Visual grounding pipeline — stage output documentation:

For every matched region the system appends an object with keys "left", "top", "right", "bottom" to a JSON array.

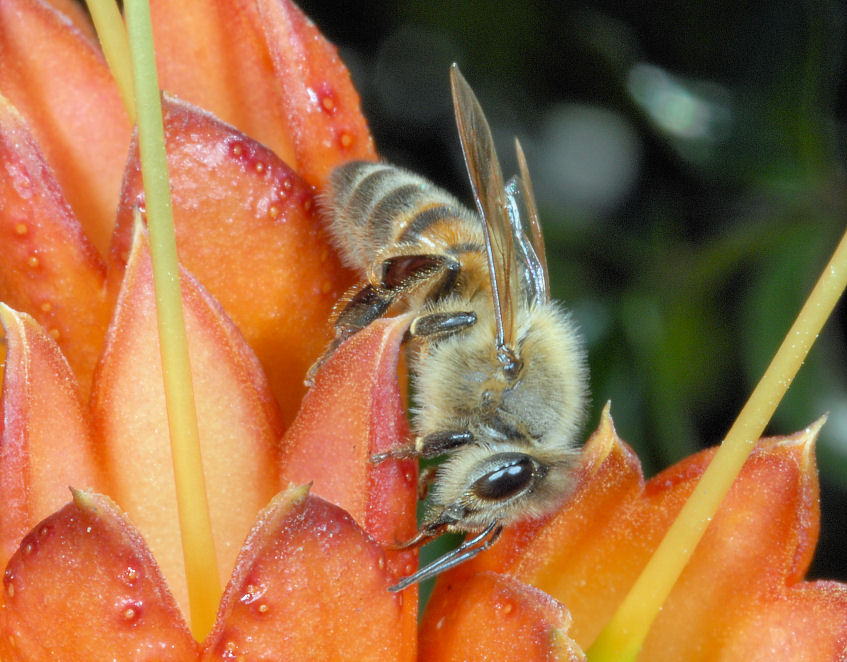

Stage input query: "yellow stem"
[
  {"left": 84, "top": 0, "right": 136, "bottom": 123},
  {"left": 588, "top": 226, "right": 847, "bottom": 661},
  {"left": 124, "top": 0, "right": 220, "bottom": 640}
]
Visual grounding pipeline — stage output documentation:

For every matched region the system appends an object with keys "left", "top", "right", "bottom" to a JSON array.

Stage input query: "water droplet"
[
  {"left": 338, "top": 131, "right": 353, "bottom": 149},
  {"left": 321, "top": 95, "right": 336, "bottom": 113},
  {"left": 255, "top": 161, "right": 266, "bottom": 174},
  {"left": 23, "top": 543, "right": 33, "bottom": 555},
  {"left": 436, "top": 616, "right": 446, "bottom": 630},
  {"left": 48, "top": 328, "right": 60, "bottom": 341},
  {"left": 268, "top": 205, "right": 280, "bottom": 220},
  {"left": 26, "top": 255, "right": 39, "bottom": 269},
  {"left": 496, "top": 599, "right": 514, "bottom": 616},
  {"left": 14, "top": 223, "right": 28, "bottom": 236},
  {"left": 120, "top": 566, "right": 139, "bottom": 586},
  {"left": 303, "top": 199, "right": 313, "bottom": 212},
  {"left": 231, "top": 142, "right": 245, "bottom": 158},
  {"left": 117, "top": 599, "right": 143, "bottom": 625},
  {"left": 39, "top": 301, "right": 53, "bottom": 313},
  {"left": 377, "top": 557, "right": 385, "bottom": 570}
]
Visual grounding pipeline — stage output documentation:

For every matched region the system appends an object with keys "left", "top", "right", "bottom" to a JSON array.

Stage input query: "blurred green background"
[{"left": 301, "top": 0, "right": 847, "bottom": 582}]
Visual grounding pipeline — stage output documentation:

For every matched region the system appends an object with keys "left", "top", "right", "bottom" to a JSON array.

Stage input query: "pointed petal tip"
[{"left": 2, "top": 491, "right": 197, "bottom": 659}]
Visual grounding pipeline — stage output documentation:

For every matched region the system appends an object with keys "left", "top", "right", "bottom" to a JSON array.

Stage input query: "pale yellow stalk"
[
  {"left": 123, "top": 0, "right": 221, "bottom": 640},
  {"left": 85, "top": 0, "right": 135, "bottom": 123}
]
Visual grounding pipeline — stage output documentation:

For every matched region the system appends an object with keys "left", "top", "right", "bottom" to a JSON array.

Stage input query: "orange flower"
[{"left": 0, "top": 1, "right": 845, "bottom": 660}]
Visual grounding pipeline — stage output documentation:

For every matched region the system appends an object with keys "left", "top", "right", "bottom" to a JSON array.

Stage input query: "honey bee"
[{"left": 316, "top": 65, "right": 588, "bottom": 591}]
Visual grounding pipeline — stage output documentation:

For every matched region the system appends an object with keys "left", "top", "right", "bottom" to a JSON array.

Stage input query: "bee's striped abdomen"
[{"left": 323, "top": 161, "right": 483, "bottom": 275}]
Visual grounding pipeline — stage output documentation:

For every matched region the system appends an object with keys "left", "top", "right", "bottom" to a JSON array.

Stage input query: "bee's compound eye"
[{"left": 471, "top": 456, "right": 535, "bottom": 501}]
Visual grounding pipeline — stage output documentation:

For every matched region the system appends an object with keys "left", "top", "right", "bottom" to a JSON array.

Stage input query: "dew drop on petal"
[
  {"left": 4, "top": 569, "right": 15, "bottom": 598},
  {"left": 14, "top": 223, "right": 28, "bottom": 236},
  {"left": 48, "top": 328, "right": 60, "bottom": 341},
  {"left": 495, "top": 598, "right": 514, "bottom": 616},
  {"left": 116, "top": 599, "right": 143, "bottom": 626},
  {"left": 338, "top": 131, "right": 353, "bottom": 149},
  {"left": 321, "top": 94, "right": 336, "bottom": 114},
  {"left": 26, "top": 255, "right": 39, "bottom": 269},
  {"left": 119, "top": 565, "right": 139, "bottom": 586},
  {"left": 268, "top": 205, "right": 280, "bottom": 220},
  {"left": 39, "top": 301, "right": 53, "bottom": 313}
]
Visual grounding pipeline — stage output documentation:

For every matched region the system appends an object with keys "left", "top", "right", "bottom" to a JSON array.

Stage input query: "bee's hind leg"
[{"left": 305, "top": 282, "right": 394, "bottom": 385}]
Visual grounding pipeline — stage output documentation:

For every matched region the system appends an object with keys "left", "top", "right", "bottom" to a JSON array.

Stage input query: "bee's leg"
[
  {"left": 305, "top": 283, "right": 394, "bottom": 384},
  {"left": 406, "top": 311, "right": 477, "bottom": 340},
  {"left": 388, "top": 522, "right": 504, "bottom": 591},
  {"left": 332, "top": 283, "right": 394, "bottom": 341},
  {"left": 379, "top": 254, "right": 459, "bottom": 296},
  {"left": 417, "top": 465, "right": 438, "bottom": 500},
  {"left": 371, "top": 430, "right": 474, "bottom": 464}
]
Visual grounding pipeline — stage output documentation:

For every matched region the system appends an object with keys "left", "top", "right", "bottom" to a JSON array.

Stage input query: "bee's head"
[{"left": 425, "top": 445, "right": 576, "bottom": 533}]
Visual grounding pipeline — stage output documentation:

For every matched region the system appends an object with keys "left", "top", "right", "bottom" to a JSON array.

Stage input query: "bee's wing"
[
  {"left": 450, "top": 64, "right": 518, "bottom": 351},
  {"left": 503, "top": 140, "right": 550, "bottom": 305},
  {"left": 514, "top": 139, "right": 550, "bottom": 303}
]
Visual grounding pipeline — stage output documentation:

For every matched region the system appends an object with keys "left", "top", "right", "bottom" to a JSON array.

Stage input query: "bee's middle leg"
[
  {"left": 371, "top": 430, "right": 474, "bottom": 464},
  {"left": 406, "top": 310, "right": 477, "bottom": 340}
]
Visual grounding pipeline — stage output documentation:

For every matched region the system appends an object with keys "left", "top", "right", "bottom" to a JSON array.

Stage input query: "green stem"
[{"left": 124, "top": 0, "right": 221, "bottom": 640}]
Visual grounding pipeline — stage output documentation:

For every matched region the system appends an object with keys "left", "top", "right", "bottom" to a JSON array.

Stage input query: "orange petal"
[
  {"left": 201, "top": 486, "right": 414, "bottom": 662},
  {"left": 723, "top": 581, "right": 847, "bottom": 660},
  {"left": 635, "top": 428, "right": 824, "bottom": 660},
  {"left": 279, "top": 316, "right": 418, "bottom": 579},
  {"left": 91, "top": 224, "right": 284, "bottom": 617},
  {"left": 149, "top": 0, "right": 296, "bottom": 167},
  {"left": 254, "top": 0, "right": 377, "bottom": 183},
  {"left": 419, "top": 572, "right": 584, "bottom": 661},
  {"left": 423, "top": 407, "right": 644, "bottom": 647},
  {"left": 0, "top": 306, "right": 104, "bottom": 568},
  {"left": 0, "top": 490, "right": 198, "bottom": 661},
  {"left": 520, "top": 422, "right": 827, "bottom": 656},
  {"left": 41, "top": 0, "right": 97, "bottom": 40},
  {"left": 149, "top": 0, "right": 376, "bottom": 185},
  {"left": 0, "top": 0, "right": 131, "bottom": 255},
  {"left": 0, "top": 97, "right": 110, "bottom": 397},
  {"left": 111, "top": 96, "right": 355, "bottom": 428}
]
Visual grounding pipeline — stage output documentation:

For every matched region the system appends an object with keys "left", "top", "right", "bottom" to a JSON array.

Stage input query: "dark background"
[{"left": 300, "top": 0, "right": 847, "bottom": 583}]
